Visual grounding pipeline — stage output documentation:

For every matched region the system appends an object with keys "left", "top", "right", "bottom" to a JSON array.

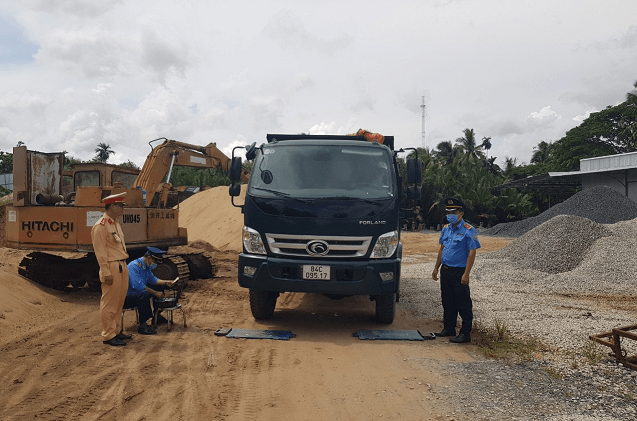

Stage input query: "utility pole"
[{"left": 420, "top": 96, "right": 426, "bottom": 149}]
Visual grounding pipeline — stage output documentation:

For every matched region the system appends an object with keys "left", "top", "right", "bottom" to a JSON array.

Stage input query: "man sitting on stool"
[{"left": 125, "top": 246, "right": 178, "bottom": 335}]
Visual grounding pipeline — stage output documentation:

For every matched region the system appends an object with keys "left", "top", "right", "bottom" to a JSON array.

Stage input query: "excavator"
[{"left": 5, "top": 137, "right": 249, "bottom": 290}]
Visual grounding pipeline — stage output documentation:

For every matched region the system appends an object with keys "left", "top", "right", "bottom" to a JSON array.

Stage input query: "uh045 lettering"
[{"left": 122, "top": 214, "right": 141, "bottom": 224}]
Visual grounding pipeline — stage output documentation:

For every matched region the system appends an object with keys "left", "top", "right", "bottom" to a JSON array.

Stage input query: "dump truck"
[
  {"left": 5, "top": 138, "right": 249, "bottom": 290},
  {"left": 229, "top": 132, "right": 422, "bottom": 323}
]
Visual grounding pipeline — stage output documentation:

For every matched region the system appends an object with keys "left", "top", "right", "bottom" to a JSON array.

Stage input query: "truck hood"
[{"left": 249, "top": 195, "right": 395, "bottom": 219}]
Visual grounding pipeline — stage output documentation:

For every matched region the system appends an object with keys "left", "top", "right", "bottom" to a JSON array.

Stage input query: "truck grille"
[{"left": 265, "top": 234, "right": 372, "bottom": 258}]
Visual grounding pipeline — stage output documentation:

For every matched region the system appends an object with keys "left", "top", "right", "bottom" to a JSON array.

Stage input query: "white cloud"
[
  {"left": 262, "top": 9, "right": 352, "bottom": 54},
  {"left": 525, "top": 106, "right": 561, "bottom": 125},
  {"left": 572, "top": 108, "right": 598, "bottom": 122},
  {"left": 308, "top": 122, "right": 336, "bottom": 134}
]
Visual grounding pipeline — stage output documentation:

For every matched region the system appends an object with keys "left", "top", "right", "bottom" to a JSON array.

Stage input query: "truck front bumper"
[{"left": 238, "top": 254, "right": 400, "bottom": 296}]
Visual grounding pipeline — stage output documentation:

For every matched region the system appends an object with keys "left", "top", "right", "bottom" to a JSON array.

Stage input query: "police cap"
[
  {"left": 444, "top": 197, "right": 465, "bottom": 212},
  {"left": 102, "top": 192, "right": 126, "bottom": 205},
  {"left": 145, "top": 246, "right": 167, "bottom": 261}
]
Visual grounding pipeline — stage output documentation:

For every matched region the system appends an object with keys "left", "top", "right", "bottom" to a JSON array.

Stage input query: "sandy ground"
[{"left": 0, "top": 188, "right": 511, "bottom": 421}]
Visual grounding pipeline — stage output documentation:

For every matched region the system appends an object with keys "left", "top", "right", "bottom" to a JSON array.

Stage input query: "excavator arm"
[{"left": 133, "top": 138, "right": 250, "bottom": 207}]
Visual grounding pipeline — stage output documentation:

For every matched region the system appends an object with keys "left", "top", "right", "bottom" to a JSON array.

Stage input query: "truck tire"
[
  {"left": 249, "top": 289, "right": 278, "bottom": 319},
  {"left": 375, "top": 293, "right": 396, "bottom": 324}
]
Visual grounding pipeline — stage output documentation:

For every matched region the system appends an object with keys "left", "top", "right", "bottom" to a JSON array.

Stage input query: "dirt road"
[{"left": 0, "top": 232, "right": 510, "bottom": 420}]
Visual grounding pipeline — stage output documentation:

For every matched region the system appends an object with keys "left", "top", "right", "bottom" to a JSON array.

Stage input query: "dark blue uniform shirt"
[
  {"left": 439, "top": 220, "right": 481, "bottom": 267},
  {"left": 127, "top": 257, "right": 158, "bottom": 294}
]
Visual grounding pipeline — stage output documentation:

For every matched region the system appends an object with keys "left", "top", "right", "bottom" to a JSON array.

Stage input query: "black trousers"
[
  {"left": 440, "top": 265, "right": 473, "bottom": 335},
  {"left": 124, "top": 285, "right": 165, "bottom": 324},
  {"left": 124, "top": 291, "right": 153, "bottom": 324}
]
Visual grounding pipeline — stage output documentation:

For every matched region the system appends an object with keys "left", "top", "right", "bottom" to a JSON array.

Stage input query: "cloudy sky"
[{"left": 1, "top": 0, "right": 636, "bottom": 168}]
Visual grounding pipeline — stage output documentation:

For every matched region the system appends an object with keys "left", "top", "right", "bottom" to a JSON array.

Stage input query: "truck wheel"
[
  {"left": 375, "top": 293, "right": 396, "bottom": 324},
  {"left": 249, "top": 289, "right": 278, "bottom": 319}
]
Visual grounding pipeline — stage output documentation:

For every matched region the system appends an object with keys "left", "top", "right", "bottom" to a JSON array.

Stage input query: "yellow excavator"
[{"left": 5, "top": 137, "right": 249, "bottom": 290}]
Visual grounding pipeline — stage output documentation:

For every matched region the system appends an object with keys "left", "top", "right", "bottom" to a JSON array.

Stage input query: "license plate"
[{"left": 302, "top": 265, "right": 330, "bottom": 280}]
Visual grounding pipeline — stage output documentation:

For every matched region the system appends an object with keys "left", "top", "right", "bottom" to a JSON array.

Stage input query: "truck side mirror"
[
  {"left": 245, "top": 142, "right": 257, "bottom": 161},
  {"left": 407, "top": 186, "right": 422, "bottom": 201},
  {"left": 407, "top": 159, "right": 422, "bottom": 184},
  {"left": 229, "top": 183, "right": 241, "bottom": 197},
  {"left": 230, "top": 157, "right": 243, "bottom": 182}
]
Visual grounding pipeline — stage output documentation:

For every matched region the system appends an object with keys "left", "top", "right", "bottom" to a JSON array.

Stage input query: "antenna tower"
[{"left": 420, "top": 96, "right": 426, "bottom": 149}]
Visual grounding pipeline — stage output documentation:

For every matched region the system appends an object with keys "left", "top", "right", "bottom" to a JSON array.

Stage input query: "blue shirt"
[
  {"left": 439, "top": 220, "right": 481, "bottom": 267},
  {"left": 127, "top": 257, "right": 158, "bottom": 294}
]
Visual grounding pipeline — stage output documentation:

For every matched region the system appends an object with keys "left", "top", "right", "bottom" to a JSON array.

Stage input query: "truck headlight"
[
  {"left": 370, "top": 231, "right": 398, "bottom": 259},
  {"left": 243, "top": 226, "right": 266, "bottom": 255}
]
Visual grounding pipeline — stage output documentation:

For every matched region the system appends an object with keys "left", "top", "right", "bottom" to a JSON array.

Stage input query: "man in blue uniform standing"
[
  {"left": 125, "top": 247, "right": 178, "bottom": 335},
  {"left": 431, "top": 197, "right": 481, "bottom": 343}
]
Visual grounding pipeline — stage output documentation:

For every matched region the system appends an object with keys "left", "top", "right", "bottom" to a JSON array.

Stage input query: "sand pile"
[
  {"left": 178, "top": 186, "right": 246, "bottom": 252},
  {"left": 483, "top": 185, "right": 637, "bottom": 237}
]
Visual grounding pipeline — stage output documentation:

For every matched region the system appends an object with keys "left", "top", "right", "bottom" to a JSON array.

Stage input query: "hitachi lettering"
[
  {"left": 122, "top": 214, "right": 141, "bottom": 224},
  {"left": 22, "top": 221, "right": 74, "bottom": 232}
]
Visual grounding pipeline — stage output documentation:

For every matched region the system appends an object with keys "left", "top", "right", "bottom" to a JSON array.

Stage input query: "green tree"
[
  {"left": 119, "top": 160, "right": 140, "bottom": 170},
  {"left": 530, "top": 141, "right": 552, "bottom": 164},
  {"left": 481, "top": 136, "right": 492, "bottom": 159},
  {"left": 0, "top": 151, "right": 12, "bottom": 174},
  {"left": 455, "top": 128, "right": 484, "bottom": 160},
  {"left": 93, "top": 143, "right": 115, "bottom": 163},
  {"left": 433, "top": 140, "right": 459, "bottom": 164},
  {"left": 547, "top": 94, "right": 637, "bottom": 170}
]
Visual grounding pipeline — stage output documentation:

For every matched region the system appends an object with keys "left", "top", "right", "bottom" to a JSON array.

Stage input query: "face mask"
[
  {"left": 149, "top": 262, "right": 158, "bottom": 270},
  {"left": 446, "top": 214, "right": 458, "bottom": 224}
]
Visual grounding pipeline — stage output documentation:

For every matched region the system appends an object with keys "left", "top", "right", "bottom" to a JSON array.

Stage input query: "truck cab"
[{"left": 230, "top": 133, "right": 422, "bottom": 323}]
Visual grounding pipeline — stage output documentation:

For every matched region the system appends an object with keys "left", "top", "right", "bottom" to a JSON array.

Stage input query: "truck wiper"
[
  {"left": 252, "top": 187, "right": 313, "bottom": 204},
  {"left": 319, "top": 196, "right": 384, "bottom": 206},
  {"left": 252, "top": 187, "right": 291, "bottom": 197}
]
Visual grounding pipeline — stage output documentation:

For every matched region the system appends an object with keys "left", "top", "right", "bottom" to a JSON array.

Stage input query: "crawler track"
[{"left": 17, "top": 250, "right": 215, "bottom": 291}]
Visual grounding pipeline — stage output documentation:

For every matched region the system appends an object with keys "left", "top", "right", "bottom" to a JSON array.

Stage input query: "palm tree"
[
  {"left": 94, "top": 143, "right": 115, "bottom": 163},
  {"left": 434, "top": 140, "right": 458, "bottom": 163},
  {"left": 481, "top": 136, "right": 492, "bottom": 159},
  {"left": 503, "top": 156, "right": 517, "bottom": 176},
  {"left": 531, "top": 141, "right": 551, "bottom": 164},
  {"left": 455, "top": 128, "right": 484, "bottom": 160}
]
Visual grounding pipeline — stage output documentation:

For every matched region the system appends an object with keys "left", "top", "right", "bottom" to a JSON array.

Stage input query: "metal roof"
[{"left": 492, "top": 173, "right": 581, "bottom": 193}]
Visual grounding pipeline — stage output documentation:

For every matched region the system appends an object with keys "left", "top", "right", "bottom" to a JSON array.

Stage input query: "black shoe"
[
  {"left": 156, "top": 315, "right": 168, "bottom": 325},
  {"left": 138, "top": 324, "right": 157, "bottom": 335},
  {"left": 449, "top": 333, "right": 471, "bottom": 343},
  {"left": 103, "top": 337, "right": 127, "bottom": 346},
  {"left": 435, "top": 329, "right": 456, "bottom": 337},
  {"left": 117, "top": 332, "right": 133, "bottom": 340}
]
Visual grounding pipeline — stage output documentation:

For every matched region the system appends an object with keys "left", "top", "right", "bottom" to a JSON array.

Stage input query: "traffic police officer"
[
  {"left": 91, "top": 192, "right": 130, "bottom": 346},
  {"left": 431, "top": 197, "right": 481, "bottom": 343}
]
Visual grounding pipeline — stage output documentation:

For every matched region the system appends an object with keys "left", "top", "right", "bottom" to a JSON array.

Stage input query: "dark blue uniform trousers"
[
  {"left": 440, "top": 265, "right": 473, "bottom": 336},
  {"left": 124, "top": 291, "right": 153, "bottom": 324}
]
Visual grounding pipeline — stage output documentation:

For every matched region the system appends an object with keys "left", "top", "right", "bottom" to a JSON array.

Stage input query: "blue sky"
[{"left": 1, "top": 0, "right": 636, "bottom": 168}]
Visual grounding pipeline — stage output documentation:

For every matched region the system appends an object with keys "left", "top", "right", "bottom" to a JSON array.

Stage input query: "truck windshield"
[{"left": 248, "top": 144, "right": 395, "bottom": 199}]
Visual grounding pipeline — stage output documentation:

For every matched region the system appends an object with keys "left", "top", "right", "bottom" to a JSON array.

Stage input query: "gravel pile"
[
  {"left": 484, "top": 214, "right": 612, "bottom": 273},
  {"left": 399, "top": 214, "right": 637, "bottom": 420},
  {"left": 483, "top": 185, "right": 637, "bottom": 237}
]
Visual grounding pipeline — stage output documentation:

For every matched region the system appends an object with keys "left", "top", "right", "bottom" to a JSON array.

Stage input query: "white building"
[{"left": 550, "top": 151, "right": 637, "bottom": 202}]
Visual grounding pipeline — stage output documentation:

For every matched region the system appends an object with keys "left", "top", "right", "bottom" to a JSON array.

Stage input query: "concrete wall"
[{"left": 582, "top": 168, "right": 637, "bottom": 202}]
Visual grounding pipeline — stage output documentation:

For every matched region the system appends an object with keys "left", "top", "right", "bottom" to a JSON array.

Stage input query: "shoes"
[
  {"left": 138, "top": 324, "right": 157, "bottom": 335},
  {"left": 103, "top": 337, "right": 127, "bottom": 346},
  {"left": 117, "top": 332, "right": 132, "bottom": 340},
  {"left": 156, "top": 315, "right": 168, "bottom": 325},
  {"left": 449, "top": 333, "right": 472, "bottom": 343},
  {"left": 435, "top": 329, "right": 456, "bottom": 337}
]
